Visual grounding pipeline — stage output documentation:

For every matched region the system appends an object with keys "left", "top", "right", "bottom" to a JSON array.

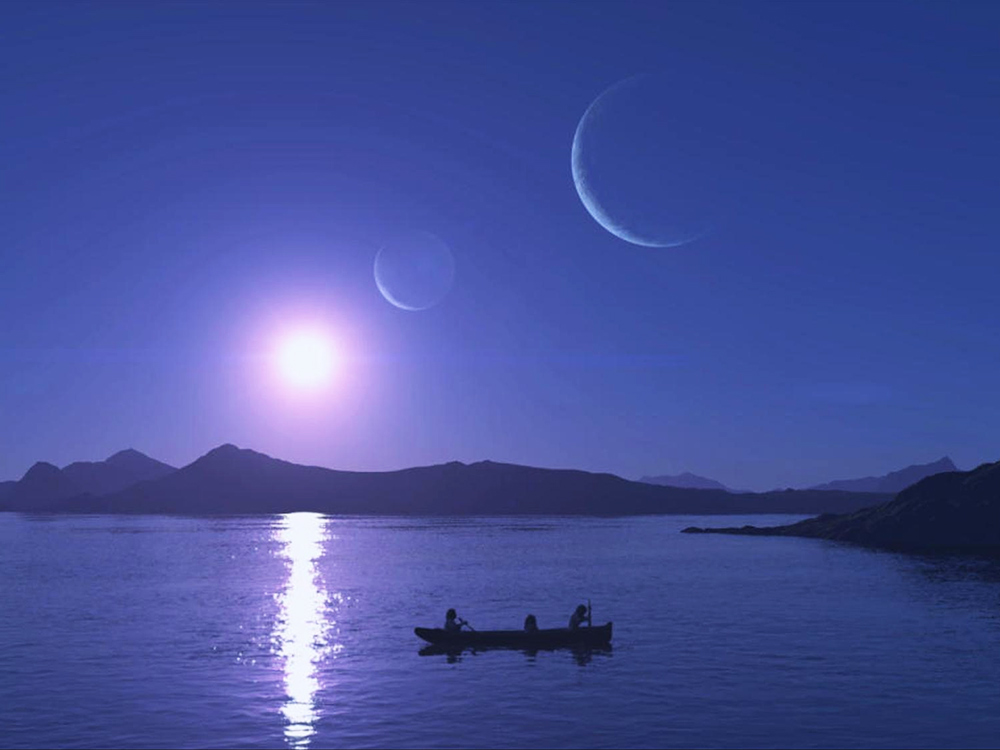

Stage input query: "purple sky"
[{"left": 2, "top": 1, "right": 998, "bottom": 490}]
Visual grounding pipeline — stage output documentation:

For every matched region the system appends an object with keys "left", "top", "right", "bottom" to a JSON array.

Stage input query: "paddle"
[
  {"left": 587, "top": 599, "right": 593, "bottom": 628},
  {"left": 460, "top": 618, "right": 476, "bottom": 632}
]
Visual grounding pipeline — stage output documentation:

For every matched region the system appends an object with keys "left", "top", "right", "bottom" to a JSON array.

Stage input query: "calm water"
[{"left": 1, "top": 513, "right": 999, "bottom": 749}]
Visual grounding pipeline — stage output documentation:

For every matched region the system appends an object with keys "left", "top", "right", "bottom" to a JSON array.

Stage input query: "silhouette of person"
[
  {"left": 524, "top": 613, "right": 539, "bottom": 632},
  {"left": 568, "top": 603, "right": 590, "bottom": 630},
  {"left": 444, "top": 608, "right": 465, "bottom": 632}
]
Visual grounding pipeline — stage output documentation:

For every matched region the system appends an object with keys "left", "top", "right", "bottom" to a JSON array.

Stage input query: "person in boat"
[
  {"left": 524, "top": 614, "right": 539, "bottom": 632},
  {"left": 568, "top": 603, "right": 590, "bottom": 630},
  {"left": 444, "top": 608, "right": 466, "bottom": 633}
]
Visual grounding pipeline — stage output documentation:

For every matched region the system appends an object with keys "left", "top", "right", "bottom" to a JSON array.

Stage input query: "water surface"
[{"left": 1, "top": 513, "right": 998, "bottom": 748}]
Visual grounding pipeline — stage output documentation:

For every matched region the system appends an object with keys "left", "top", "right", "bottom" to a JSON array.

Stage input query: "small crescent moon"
[{"left": 373, "top": 231, "right": 456, "bottom": 311}]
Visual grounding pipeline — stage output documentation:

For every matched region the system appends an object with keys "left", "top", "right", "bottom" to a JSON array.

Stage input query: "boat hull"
[{"left": 414, "top": 622, "right": 612, "bottom": 649}]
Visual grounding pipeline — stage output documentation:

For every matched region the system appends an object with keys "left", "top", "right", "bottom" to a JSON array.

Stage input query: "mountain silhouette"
[
  {"left": 62, "top": 448, "right": 176, "bottom": 495},
  {"left": 31, "top": 443, "right": 891, "bottom": 516},
  {"left": 684, "top": 459, "right": 1000, "bottom": 550},
  {"left": 5, "top": 462, "right": 86, "bottom": 509},
  {"left": 0, "top": 449, "right": 175, "bottom": 511},
  {"left": 641, "top": 472, "right": 732, "bottom": 492},
  {"left": 808, "top": 456, "right": 957, "bottom": 493}
]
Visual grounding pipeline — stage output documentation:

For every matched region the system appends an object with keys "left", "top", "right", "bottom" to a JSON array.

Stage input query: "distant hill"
[
  {"left": 640, "top": 472, "right": 732, "bottom": 492},
  {"left": 684, "top": 459, "right": 1000, "bottom": 550},
  {"left": 6, "top": 462, "right": 86, "bottom": 509},
  {"left": 0, "top": 449, "right": 174, "bottom": 512},
  {"left": 62, "top": 448, "right": 175, "bottom": 495},
  {"left": 26, "top": 443, "right": 890, "bottom": 517},
  {"left": 808, "top": 457, "right": 957, "bottom": 493}
]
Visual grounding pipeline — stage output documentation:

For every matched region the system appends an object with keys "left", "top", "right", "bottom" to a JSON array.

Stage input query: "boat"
[
  {"left": 414, "top": 622, "right": 613, "bottom": 649},
  {"left": 417, "top": 642, "right": 613, "bottom": 660}
]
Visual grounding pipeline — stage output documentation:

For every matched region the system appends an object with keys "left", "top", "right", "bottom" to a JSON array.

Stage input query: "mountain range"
[
  {"left": 683, "top": 459, "right": 999, "bottom": 551},
  {"left": 639, "top": 472, "right": 734, "bottom": 492},
  {"left": 640, "top": 457, "right": 958, "bottom": 494},
  {"left": 63, "top": 448, "right": 176, "bottom": 495},
  {"left": 0, "top": 449, "right": 175, "bottom": 509},
  {"left": 806, "top": 456, "right": 957, "bottom": 493},
  {"left": 0, "top": 444, "right": 891, "bottom": 517}
]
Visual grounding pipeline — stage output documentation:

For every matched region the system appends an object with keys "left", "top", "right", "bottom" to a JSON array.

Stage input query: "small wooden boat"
[{"left": 414, "top": 622, "right": 613, "bottom": 649}]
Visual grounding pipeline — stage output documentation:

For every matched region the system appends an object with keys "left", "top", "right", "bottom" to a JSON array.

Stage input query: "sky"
[{"left": 1, "top": 0, "right": 998, "bottom": 491}]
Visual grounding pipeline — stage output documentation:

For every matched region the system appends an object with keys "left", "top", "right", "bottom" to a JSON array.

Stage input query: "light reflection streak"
[{"left": 274, "top": 513, "right": 333, "bottom": 748}]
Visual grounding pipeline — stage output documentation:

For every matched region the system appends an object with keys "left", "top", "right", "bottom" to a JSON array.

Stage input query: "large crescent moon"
[{"left": 571, "top": 77, "right": 708, "bottom": 248}]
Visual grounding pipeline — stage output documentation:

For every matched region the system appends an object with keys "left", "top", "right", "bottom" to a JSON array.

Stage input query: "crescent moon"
[
  {"left": 571, "top": 78, "right": 707, "bottom": 248},
  {"left": 374, "top": 246, "right": 422, "bottom": 311},
  {"left": 373, "top": 231, "right": 456, "bottom": 311},
  {"left": 374, "top": 254, "right": 419, "bottom": 311}
]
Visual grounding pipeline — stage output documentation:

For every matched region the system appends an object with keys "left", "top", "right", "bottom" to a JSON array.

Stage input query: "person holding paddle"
[
  {"left": 444, "top": 608, "right": 471, "bottom": 633},
  {"left": 568, "top": 603, "right": 591, "bottom": 630}
]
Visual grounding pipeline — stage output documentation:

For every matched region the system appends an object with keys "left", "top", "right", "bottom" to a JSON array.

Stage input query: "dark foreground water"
[{"left": 1, "top": 513, "right": 999, "bottom": 749}]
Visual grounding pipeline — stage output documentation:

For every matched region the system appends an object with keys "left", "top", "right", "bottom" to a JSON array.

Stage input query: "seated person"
[
  {"left": 568, "top": 603, "right": 590, "bottom": 630},
  {"left": 524, "top": 614, "right": 539, "bottom": 632},
  {"left": 444, "top": 608, "right": 464, "bottom": 633}
]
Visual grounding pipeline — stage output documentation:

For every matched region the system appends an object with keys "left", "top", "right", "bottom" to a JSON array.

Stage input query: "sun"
[{"left": 275, "top": 329, "right": 337, "bottom": 392}]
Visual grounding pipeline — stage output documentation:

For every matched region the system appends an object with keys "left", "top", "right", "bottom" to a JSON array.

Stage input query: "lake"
[{"left": 1, "top": 513, "right": 998, "bottom": 748}]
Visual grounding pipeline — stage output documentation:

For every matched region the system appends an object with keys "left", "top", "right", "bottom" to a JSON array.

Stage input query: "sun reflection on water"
[{"left": 274, "top": 512, "right": 334, "bottom": 748}]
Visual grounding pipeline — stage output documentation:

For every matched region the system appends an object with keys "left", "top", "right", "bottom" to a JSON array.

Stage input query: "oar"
[{"left": 460, "top": 619, "right": 477, "bottom": 632}]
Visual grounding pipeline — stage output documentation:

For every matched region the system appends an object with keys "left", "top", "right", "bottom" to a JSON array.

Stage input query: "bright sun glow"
[{"left": 276, "top": 329, "right": 337, "bottom": 392}]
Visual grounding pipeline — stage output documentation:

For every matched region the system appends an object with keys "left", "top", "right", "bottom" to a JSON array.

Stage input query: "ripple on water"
[{"left": 0, "top": 513, "right": 999, "bottom": 748}]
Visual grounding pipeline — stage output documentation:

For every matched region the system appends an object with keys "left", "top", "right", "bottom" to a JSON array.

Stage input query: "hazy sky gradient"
[{"left": 2, "top": 1, "right": 998, "bottom": 490}]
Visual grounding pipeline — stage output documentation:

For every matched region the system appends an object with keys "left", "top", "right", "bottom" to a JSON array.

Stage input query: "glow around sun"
[{"left": 275, "top": 328, "right": 338, "bottom": 393}]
